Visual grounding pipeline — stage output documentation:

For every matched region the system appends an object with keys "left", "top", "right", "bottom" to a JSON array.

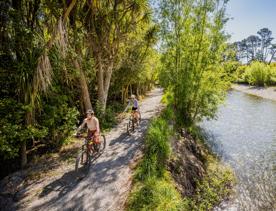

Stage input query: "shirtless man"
[{"left": 77, "top": 109, "right": 100, "bottom": 145}]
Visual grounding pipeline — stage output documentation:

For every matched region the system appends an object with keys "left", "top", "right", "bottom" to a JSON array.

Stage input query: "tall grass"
[
  {"left": 127, "top": 106, "right": 234, "bottom": 211},
  {"left": 127, "top": 112, "right": 185, "bottom": 210}
]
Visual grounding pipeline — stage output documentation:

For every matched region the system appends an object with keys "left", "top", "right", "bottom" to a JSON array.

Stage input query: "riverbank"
[
  {"left": 232, "top": 84, "right": 276, "bottom": 101},
  {"left": 126, "top": 105, "right": 235, "bottom": 210}
]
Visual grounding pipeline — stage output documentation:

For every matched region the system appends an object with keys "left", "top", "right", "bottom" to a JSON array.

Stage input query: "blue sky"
[{"left": 225, "top": 0, "right": 276, "bottom": 42}]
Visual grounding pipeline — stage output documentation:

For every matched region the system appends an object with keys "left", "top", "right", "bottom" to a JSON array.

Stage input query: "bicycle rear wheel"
[{"left": 75, "top": 149, "right": 90, "bottom": 172}]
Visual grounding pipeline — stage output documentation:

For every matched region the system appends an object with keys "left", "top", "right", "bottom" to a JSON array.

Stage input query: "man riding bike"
[
  {"left": 124, "top": 94, "right": 140, "bottom": 122},
  {"left": 76, "top": 109, "right": 100, "bottom": 151}
]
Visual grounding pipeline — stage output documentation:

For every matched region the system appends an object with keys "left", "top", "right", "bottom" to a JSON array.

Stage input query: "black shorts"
[{"left": 132, "top": 107, "right": 138, "bottom": 111}]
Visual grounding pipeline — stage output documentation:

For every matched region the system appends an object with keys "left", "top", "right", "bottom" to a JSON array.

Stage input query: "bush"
[
  {"left": 239, "top": 62, "right": 276, "bottom": 86},
  {"left": 40, "top": 103, "right": 79, "bottom": 148},
  {"left": 0, "top": 99, "right": 48, "bottom": 160},
  {"left": 95, "top": 102, "right": 122, "bottom": 131}
]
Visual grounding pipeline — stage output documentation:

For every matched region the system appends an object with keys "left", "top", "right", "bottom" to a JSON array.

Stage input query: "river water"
[{"left": 200, "top": 90, "right": 276, "bottom": 211}]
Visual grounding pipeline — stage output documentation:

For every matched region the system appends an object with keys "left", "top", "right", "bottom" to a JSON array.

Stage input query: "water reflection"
[{"left": 200, "top": 90, "right": 276, "bottom": 210}]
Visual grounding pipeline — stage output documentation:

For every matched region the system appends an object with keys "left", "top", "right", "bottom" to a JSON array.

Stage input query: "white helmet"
[{"left": 131, "top": 94, "right": 135, "bottom": 99}]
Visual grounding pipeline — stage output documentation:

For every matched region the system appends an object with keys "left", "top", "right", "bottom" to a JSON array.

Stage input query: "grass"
[
  {"left": 126, "top": 105, "right": 235, "bottom": 211},
  {"left": 187, "top": 155, "right": 234, "bottom": 210},
  {"left": 127, "top": 113, "right": 184, "bottom": 210}
]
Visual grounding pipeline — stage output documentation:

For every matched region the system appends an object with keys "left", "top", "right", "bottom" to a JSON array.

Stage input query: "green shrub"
[
  {"left": 245, "top": 62, "right": 270, "bottom": 86},
  {"left": 235, "top": 65, "right": 247, "bottom": 83},
  {"left": 95, "top": 102, "right": 121, "bottom": 131},
  {"left": 40, "top": 99, "right": 79, "bottom": 149},
  {"left": 267, "top": 66, "right": 276, "bottom": 85},
  {"left": 0, "top": 99, "right": 48, "bottom": 159},
  {"left": 239, "top": 62, "right": 276, "bottom": 86}
]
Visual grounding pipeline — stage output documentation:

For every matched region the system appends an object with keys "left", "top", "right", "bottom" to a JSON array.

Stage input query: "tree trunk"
[
  {"left": 136, "top": 84, "right": 139, "bottom": 98},
  {"left": 21, "top": 141, "right": 27, "bottom": 168},
  {"left": 130, "top": 84, "right": 133, "bottom": 95},
  {"left": 74, "top": 59, "right": 92, "bottom": 111},
  {"left": 97, "top": 61, "right": 105, "bottom": 110},
  {"left": 21, "top": 110, "right": 33, "bottom": 168},
  {"left": 97, "top": 61, "right": 113, "bottom": 111}
]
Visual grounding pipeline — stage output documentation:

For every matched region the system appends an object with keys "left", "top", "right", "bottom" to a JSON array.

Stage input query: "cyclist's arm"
[
  {"left": 123, "top": 101, "right": 131, "bottom": 112},
  {"left": 95, "top": 118, "right": 100, "bottom": 134},
  {"left": 77, "top": 119, "right": 86, "bottom": 133},
  {"left": 134, "top": 99, "right": 139, "bottom": 109}
]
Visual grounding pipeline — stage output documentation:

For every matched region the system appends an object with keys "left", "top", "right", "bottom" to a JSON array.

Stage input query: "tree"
[
  {"left": 234, "top": 28, "right": 276, "bottom": 64},
  {"left": 83, "top": 0, "right": 151, "bottom": 111},
  {"left": 257, "top": 28, "right": 273, "bottom": 62},
  {"left": 159, "top": 0, "right": 230, "bottom": 125}
]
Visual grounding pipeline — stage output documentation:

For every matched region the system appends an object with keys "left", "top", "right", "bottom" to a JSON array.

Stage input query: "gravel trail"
[{"left": 20, "top": 88, "right": 163, "bottom": 211}]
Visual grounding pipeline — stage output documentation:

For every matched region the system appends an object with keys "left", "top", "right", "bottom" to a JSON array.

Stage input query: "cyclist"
[
  {"left": 76, "top": 109, "right": 100, "bottom": 149},
  {"left": 124, "top": 94, "right": 140, "bottom": 121}
]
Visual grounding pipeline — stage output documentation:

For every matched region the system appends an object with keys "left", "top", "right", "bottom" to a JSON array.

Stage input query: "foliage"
[
  {"left": 159, "top": 0, "right": 230, "bottom": 126},
  {"left": 0, "top": 99, "right": 48, "bottom": 160},
  {"left": 238, "top": 62, "right": 276, "bottom": 86},
  {"left": 0, "top": 0, "right": 158, "bottom": 174}
]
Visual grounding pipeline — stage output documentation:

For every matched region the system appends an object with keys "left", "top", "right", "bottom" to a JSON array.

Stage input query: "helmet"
[
  {"left": 86, "top": 109, "right": 94, "bottom": 115},
  {"left": 131, "top": 94, "right": 135, "bottom": 99}
]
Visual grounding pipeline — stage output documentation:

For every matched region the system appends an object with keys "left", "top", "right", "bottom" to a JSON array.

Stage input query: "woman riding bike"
[{"left": 124, "top": 94, "right": 140, "bottom": 122}]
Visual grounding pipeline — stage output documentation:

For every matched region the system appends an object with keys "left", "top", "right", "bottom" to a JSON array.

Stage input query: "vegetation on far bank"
[{"left": 235, "top": 62, "right": 276, "bottom": 86}]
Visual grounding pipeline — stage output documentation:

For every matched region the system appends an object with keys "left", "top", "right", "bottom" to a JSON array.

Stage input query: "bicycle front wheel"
[
  {"left": 99, "top": 134, "right": 106, "bottom": 152},
  {"left": 75, "top": 149, "right": 90, "bottom": 172},
  {"left": 127, "top": 120, "right": 133, "bottom": 135}
]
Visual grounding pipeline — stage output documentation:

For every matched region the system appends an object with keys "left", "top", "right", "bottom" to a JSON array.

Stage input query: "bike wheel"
[
  {"left": 138, "top": 111, "right": 142, "bottom": 124},
  {"left": 127, "top": 120, "right": 132, "bottom": 135},
  {"left": 99, "top": 134, "right": 106, "bottom": 152},
  {"left": 94, "top": 135, "right": 106, "bottom": 153},
  {"left": 75, "top": 149, "right": 90, "bottom": 172},
  {"left": 132, "top": 119, "right": 135, "bottom": 132}
]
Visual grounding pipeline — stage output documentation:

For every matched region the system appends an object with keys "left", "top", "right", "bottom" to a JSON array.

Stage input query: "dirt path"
[
  {"left": 15, "top": 88, "right": 163, "bottom": 211},
  {"left": 232, "top": 84, "right": 276, "bottom": 101}
]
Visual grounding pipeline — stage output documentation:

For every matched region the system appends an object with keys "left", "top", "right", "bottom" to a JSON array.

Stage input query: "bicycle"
[
  {"left": 75, "top": 133, "right": 106, "bottom": 172},
  {"left": 126, "top": 110, "right": 141, "bottom": 135}
]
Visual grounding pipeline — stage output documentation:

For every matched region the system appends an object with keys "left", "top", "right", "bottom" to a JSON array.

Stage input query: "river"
[{"left": 200, "top": 90, "right": 276, "bottom": 211}]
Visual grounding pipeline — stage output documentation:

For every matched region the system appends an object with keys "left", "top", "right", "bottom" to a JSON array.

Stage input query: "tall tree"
[
  {"left": 257, "top": 28, "right": 273, "bottom": 62},
  {"left": 234, "top": 28, "right": 276, "bottom": 64},
  {"left": 159, "top": 0, "right": 230, "bottom": 125},
  {"left": 84, "top": 0, "right": 150, "bottom": 111}
]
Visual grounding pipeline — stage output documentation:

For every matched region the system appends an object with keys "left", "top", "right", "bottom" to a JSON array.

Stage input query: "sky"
[{"left": 225, "top": 0, "right": 276, "bottom": 42}]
